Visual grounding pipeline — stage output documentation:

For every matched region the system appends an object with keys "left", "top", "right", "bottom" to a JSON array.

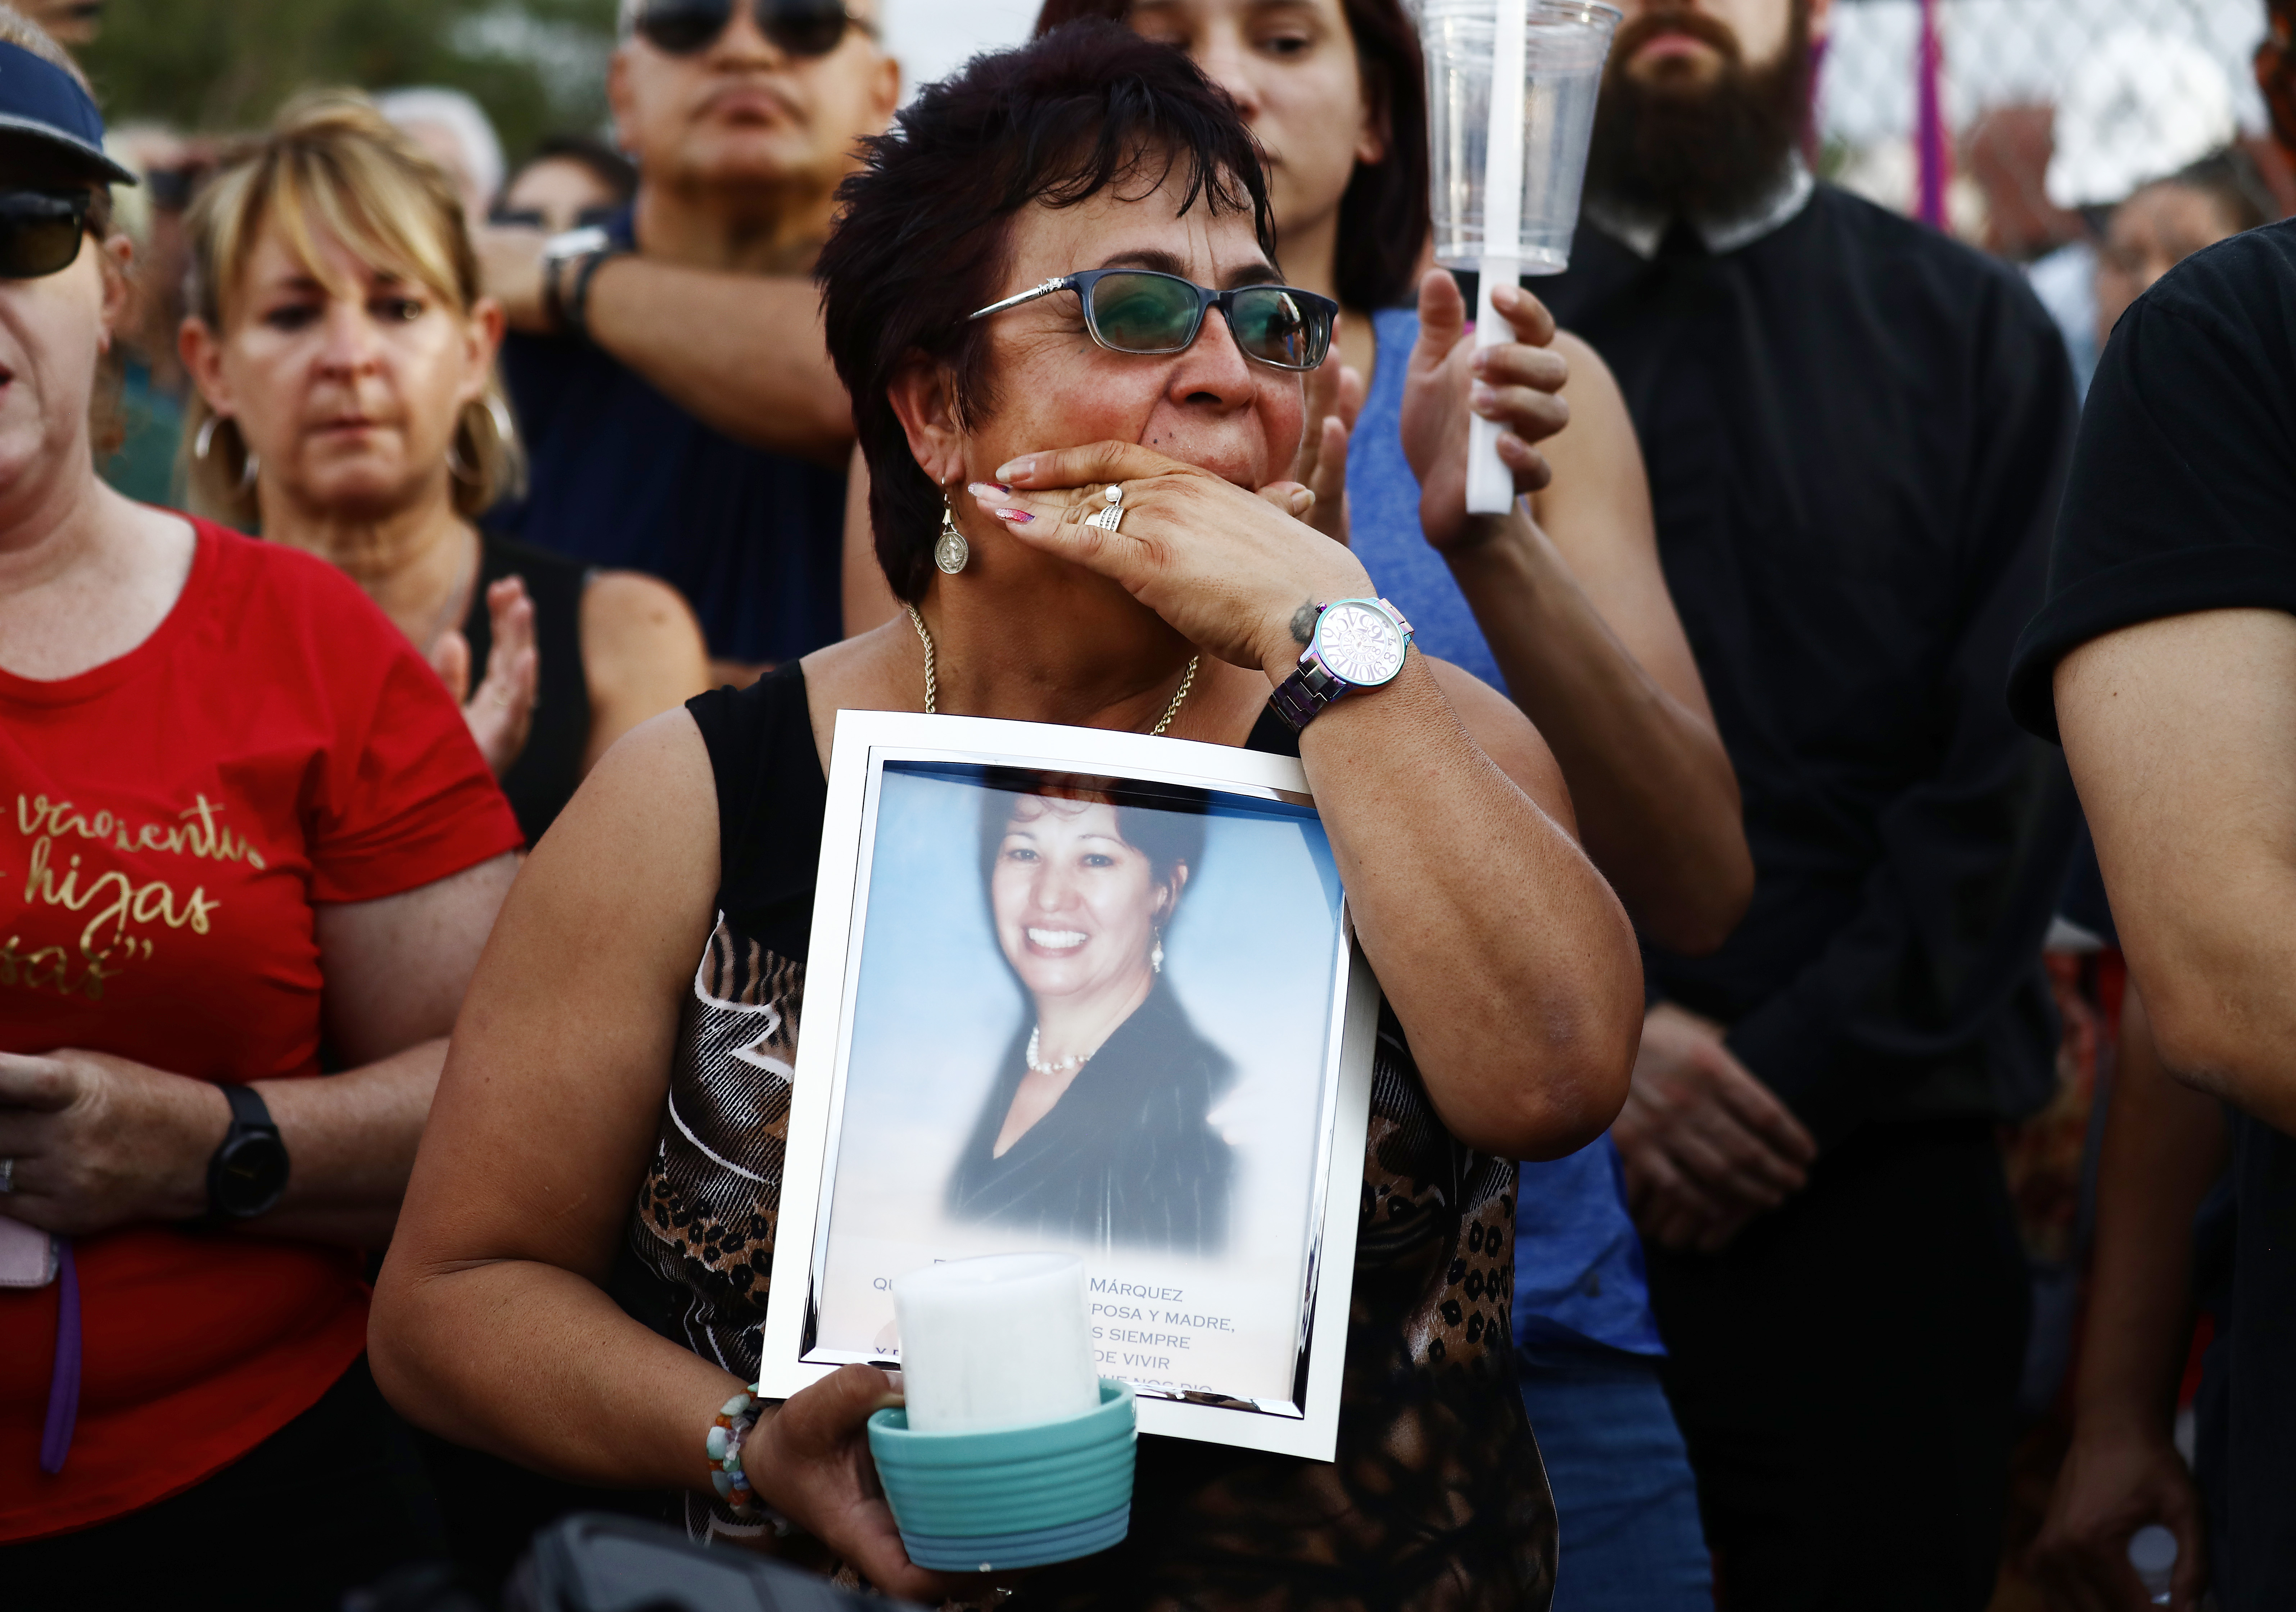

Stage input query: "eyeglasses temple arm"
[{"left": 966, "top": 276, "right": 1074, "bottom": 322}]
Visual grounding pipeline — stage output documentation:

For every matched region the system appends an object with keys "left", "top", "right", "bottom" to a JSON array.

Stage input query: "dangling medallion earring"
[
  {"left": 934, "top": 490, "right": 970, "bottom": 575},
  {"left": 1150, "top": 926, "right": 1165, "bottom": 974}
]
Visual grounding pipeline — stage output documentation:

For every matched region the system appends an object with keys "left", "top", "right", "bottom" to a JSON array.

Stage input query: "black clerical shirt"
[{"left": 1540, "top": 181, "right": 2080, "bottom": 1146}]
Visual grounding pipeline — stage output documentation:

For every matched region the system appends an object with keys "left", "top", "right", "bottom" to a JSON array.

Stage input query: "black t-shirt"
[
  {"left": 2008, "top": 217, "right": 2296, "bottom": 1612},
  {"left": 2008, "top": 218, "right": 2296, "bottom": 735}
]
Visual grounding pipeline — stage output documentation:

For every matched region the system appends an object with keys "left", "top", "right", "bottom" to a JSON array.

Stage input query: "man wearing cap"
[
  {"left": 2008, "top": 3, "right": 2296, "bottom": 1604},
  {"left": 1534, "top": 0, "right": 2082, "bottom": 1604},
  {"left": 480, "top": 0, "right": 898, "bottom": 685}
]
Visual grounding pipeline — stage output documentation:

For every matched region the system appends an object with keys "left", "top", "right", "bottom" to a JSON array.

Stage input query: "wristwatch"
[
  {"left": 1270, "top": 597, "right": 1415, "bottom": 732},
  {"left": 206, "top": 1084, "right": 289, "bottom": 1222},
  {"left": 540, "top": 224, "right": 616, "bottom": 339}
]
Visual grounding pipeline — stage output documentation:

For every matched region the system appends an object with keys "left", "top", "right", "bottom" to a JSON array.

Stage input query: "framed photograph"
[{"left": 760, "top": 710, "right": 1378, "bottom": 1461}]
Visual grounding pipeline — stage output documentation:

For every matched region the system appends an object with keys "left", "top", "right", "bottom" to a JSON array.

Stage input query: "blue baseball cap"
[{"left": 0, "top": 37, "right": 137, "bottom": 185}]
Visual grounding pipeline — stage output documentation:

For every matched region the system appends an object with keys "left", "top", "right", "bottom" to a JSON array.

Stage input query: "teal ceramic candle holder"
[{"left": 867, "top": 1378, "right": 1136, "bottom": 1572}]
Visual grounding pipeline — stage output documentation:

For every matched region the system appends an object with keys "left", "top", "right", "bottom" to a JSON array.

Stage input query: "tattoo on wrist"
[{"left": 1289, "top": 602, "right": 1319, "bottom": 647}]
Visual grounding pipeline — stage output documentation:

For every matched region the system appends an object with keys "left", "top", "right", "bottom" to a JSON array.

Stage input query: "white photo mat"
[{"left": 759, "top": 710, "right": 1377, "bottom": 1461}]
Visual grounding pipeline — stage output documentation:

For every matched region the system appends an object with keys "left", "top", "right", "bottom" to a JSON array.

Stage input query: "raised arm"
[
  {"left": 1400, "top": 270, "right": 1750, "bottom": 955},
  {"left": 981, "top": 442, "right": 1644, "bottom": 1160},
  {"left": 481, "top": 230, "right": 852, "bottom": 466}
]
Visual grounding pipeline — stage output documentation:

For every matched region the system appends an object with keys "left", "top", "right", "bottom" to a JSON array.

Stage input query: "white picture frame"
[{"left": 759, "top": 710, "right": 1378, "bottom": 1461}]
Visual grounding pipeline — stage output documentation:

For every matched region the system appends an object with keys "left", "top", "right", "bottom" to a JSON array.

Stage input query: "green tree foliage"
[{"left": 80, "top": 0, "right": 617, "bottom": 159}]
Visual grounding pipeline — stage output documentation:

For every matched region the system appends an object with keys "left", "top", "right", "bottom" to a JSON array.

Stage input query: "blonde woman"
[{"left": 180, "top": 95, "right": 710, "bottom": 844}]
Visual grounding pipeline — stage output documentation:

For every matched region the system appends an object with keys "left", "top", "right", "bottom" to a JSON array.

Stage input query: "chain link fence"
[{"left": 1816, "top": 0, "right": 2292, "bottom": 257}]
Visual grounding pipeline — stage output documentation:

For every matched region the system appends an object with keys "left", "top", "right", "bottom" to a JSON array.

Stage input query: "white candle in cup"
[
  {"left": 892, "top": 1253, "right": 1100, "bottom": 1434},
  {"left": 1467, "top": 0, "right": 1530, "bottom": 515}
]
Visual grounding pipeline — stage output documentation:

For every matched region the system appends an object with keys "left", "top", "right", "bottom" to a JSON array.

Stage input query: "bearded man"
[{"left": 1537, "top": 0, "right": 2082, "bottom": 1606}]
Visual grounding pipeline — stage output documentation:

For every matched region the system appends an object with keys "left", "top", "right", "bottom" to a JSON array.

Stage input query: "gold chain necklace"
[{"left": 904, "top": 603, "right": 1198, "bottom": 736}]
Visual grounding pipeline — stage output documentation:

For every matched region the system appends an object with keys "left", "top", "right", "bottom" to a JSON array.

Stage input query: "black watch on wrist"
[{"left": 207, "top": 1084, "right": 289, "bottom": 1221}]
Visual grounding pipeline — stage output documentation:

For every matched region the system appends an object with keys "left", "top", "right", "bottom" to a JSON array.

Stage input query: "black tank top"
[
  {"left": 620, "top": 662, "right": 1556, "bottom": 1608},
  {"left": 460, "top": 534, "right": 595, "bottom": 844}
]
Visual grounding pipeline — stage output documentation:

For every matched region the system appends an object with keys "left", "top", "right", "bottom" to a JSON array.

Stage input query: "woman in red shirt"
[{"left": 0, "top": 20, "right": 524, "bottom": 1604}]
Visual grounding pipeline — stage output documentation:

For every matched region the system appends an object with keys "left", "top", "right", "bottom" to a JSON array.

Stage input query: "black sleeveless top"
[
  {"left": 460, "top": 534, "right": 594, "bottom": 845},
  {"left": 619, "top": 663, "right": 1556, "bottom": 1609}
]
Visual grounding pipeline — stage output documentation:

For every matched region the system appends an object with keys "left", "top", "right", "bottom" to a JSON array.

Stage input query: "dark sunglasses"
[
  {"left": 632, "top": 0, "right": 875, "bottom": 58},
  {"left": 968, "top": 269, "right": 1338, "bottom": 372},
  {"left": 0, "top": 191, "right": 92, "bottom": 281}
]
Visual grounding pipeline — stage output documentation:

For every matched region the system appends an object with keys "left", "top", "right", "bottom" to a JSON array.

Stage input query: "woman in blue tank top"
[{"left": 1032, "top": 4, "right": 1761, "bottom": 1608}]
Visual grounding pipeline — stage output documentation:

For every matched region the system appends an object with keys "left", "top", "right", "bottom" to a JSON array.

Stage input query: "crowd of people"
[{"left": 3, "top": 0, "right": 2294, "bottom": 1608}]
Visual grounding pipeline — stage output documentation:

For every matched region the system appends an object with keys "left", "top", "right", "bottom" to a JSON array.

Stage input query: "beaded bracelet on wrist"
[{"left": 706, "top": 1385, "right": 763, "bottom": 1519}]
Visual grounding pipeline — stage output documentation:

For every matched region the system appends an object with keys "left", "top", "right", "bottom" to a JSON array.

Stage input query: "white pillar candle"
[
  {"left": 892, "top": 1253, "right": 1100, "bottom": 1434},
  {"left": 1468, "top": 0, "right": 1530, "bottom": 514}
]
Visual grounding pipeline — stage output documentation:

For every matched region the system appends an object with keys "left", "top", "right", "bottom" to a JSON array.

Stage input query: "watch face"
[
  {"left": 1314, "top": 601, "right": 1407, "bottom": 687},
  {"left": 216, "top": 1132, "right": 290, "bottom": 1218}
]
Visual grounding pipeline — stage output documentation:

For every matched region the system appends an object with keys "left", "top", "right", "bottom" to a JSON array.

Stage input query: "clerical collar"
[{"left": 1583, "top": 155, "right": 1815, "bottom": 260}]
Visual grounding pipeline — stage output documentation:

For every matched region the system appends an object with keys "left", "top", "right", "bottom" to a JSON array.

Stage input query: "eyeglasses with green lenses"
[
  {"left": 0, "top": 191, "right": 92, "bottom": 281},
  {"left": 968, "top": 269, "right": 1338, "bottom": 372}
]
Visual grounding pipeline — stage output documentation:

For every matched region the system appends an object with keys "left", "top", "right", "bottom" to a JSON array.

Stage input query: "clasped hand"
[
  {"left": 973, "top": 442, "right": 1376, "bottom": 676},
  {"left": 0, "top": 1049, "right": 229, "bottom": 1236},
  {"left": 1611, "top": 1003, "right": 1818, "bottom": 1252}
]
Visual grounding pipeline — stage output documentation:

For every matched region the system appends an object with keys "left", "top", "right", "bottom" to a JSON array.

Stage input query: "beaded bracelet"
[{"left": 705, "top": 1384, "right": 764, "bottom": 1519}]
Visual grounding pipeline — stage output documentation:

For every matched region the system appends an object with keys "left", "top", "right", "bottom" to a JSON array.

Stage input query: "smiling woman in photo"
[{"left": 947, "top": 775, "right": 1233, "bottom": 1253}]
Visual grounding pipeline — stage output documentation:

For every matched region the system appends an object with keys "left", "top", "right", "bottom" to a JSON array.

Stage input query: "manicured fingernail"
[
  {"left": 1493, "top": 282, "right": 1519, "bottom": 307},
  {"left": 994, "top": 507, "right": 1032, "bottom": 524},
  {"left": 1470, "top": 381, "right": 1497, "bottom": 411},
  {"left": 966, "top": 481, "right": 1010, "bottom": 499},
  {"left": 1470, "top": 349, "right": 1490, "bottom": 374},
  {"left": 994, "top": 458, "right": 1033, "bottom": 482}
]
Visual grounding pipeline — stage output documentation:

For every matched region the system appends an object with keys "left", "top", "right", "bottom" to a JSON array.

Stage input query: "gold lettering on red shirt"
[{"left": 3, "top": 791, "right": 262, "bottom": 1002}]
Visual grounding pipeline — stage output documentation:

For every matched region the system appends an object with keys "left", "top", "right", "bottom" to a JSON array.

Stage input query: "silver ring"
[
  {"left": 0, "top": 1157, "right": 14, "bottom": 1194},
  {"left": 1085, "top": 483, "right": 1126, "bottom": 532}
]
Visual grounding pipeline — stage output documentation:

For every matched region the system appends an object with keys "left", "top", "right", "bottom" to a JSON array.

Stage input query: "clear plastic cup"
[{"left": 1423, "top": 0, "right": 1622, "bottom": 275}]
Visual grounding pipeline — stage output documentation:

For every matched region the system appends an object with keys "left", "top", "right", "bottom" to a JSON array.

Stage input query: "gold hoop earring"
[
  {"left": 447, "top": 437, "right": 481, "bottom": 484},
  {"left": 934, "top": 490, "right": 970, "bottom": 575}
]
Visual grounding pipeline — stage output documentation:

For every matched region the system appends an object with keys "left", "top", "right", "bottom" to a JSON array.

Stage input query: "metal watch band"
[
  {"left": 1269, "top": 653, "right": 1343, "bottom": 732},
  {"left": 1267, "top": 597, "right": 1415, "bottom": 733}
]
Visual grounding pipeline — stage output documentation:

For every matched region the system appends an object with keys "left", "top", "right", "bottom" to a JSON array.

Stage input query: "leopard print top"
[{"left": 615, "top": 666, "right": 1558, "bottom": 1608}]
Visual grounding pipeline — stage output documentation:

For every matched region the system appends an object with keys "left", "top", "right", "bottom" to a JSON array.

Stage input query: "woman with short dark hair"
[
  {"left": 1041, "top": 6, "right": 1750, "bottom": 1604},
  {"left": 373, "top": 24, "right": 1641, "bottom": 1605}
]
